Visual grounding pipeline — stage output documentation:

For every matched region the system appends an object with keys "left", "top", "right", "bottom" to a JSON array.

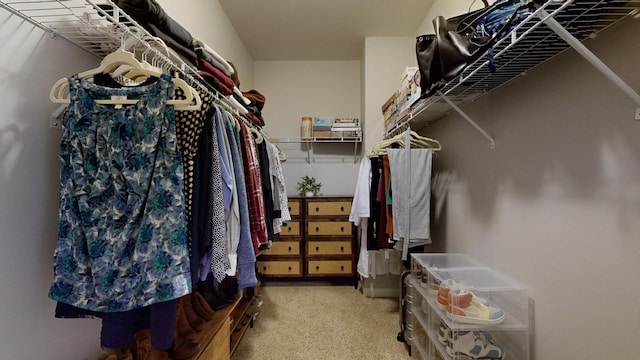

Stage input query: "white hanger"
[
  {"left": 368, "top": 130, "right": 441, "bottom": 157},
  {"left": 249, "top": 127, "right": 264, "bottom": 144},
  {"left": 49, "top": 49, "right": 201, "bottom": 110}
]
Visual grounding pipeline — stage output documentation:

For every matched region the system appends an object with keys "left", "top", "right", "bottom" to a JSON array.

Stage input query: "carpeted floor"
[{"left": 231, "top": 284, "right": 412, "bottom": 360}]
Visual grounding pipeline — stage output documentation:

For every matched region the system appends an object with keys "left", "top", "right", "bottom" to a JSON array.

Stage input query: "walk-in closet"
[{"left": 1, "top": 0, "right": 639, "bottom": 359}]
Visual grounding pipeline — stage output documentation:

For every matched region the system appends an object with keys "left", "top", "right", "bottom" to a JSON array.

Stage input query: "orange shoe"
[{"left": 436, "top": 280, "right": 472, "bottom": 310}]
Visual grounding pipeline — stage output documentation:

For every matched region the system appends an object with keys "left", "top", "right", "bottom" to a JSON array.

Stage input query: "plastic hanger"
[
  {"left": 49, "top": 49, "right": 200, "bottom": 109},
  {"left": 368, "top": 130, "right": 441, "bottom": 157},
  {"left": 249, "top": 127, "right": 264, "bottom": 144}
]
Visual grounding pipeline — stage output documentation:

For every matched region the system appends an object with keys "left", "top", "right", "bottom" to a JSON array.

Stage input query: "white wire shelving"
[
  {"left": 386, "top": 0, "right": 640, "bottom": 146},
  {"left": 0, "top": 0, "right": 254, "bottom": 127}
]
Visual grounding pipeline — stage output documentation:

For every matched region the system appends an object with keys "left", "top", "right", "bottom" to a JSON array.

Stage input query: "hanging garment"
[
  {"left": 193, "top": 108, "right": 229, "bottom": 283},
  {"left": 388, "top": 148, "right": 433, "bottom": 259},
  {"left": 267, "top": 141, "right": 290, "bottom": 232},
  {"left": 366, "top": 157, "right": 382, "bottom": 250},
  {"left": 256, "top": 139, "right": 275, "bottom": 242},
  {"left": 174, "top": 88, "right": 212, "bottom": 278},
  {"left": 223, "top": 116, "right": 257, "bottom": 290},
  {"left": 382, "top": 155, "right": 393, "bottom": 246},
  {"left": 49, "top": 74, "right": 190, "bottom": 312},
  {"left": 212, "top": 108, "right": 239, "bottom": 276},
  {"left": 350, "top": 158, "right": 371, "bottom": 278},
  {"left": 239, "top": 121, "right": 268, "bottom": 253}
]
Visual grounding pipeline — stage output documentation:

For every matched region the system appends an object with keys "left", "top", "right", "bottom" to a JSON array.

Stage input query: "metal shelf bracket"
[
  {"left": 437, "top": 91, "right": 496, "bottom": 149},
  {"left": 539, "top": 9, "right": 640, "bottom": 118}
]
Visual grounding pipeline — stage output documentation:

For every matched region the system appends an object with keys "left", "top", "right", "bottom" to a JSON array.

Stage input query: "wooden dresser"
[
  {"left": 256, "top": 197, "right": 303, "bottom": 277},
  {"left": 257, "top": 196, "right": 355, "bottom": 282}
]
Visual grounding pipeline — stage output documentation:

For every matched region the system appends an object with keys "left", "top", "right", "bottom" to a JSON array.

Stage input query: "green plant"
[{"left": 296, "top": 175, "right": 322, "bottom": 196}]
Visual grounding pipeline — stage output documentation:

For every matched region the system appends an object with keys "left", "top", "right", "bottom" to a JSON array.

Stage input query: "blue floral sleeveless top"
[{"left": 48, "top": 74, "right": 191, "bottom": 312}]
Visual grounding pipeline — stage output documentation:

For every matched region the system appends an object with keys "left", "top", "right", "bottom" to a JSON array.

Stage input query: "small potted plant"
[{"left": 296, "top": 175, "right": 322, "bottom": 196}]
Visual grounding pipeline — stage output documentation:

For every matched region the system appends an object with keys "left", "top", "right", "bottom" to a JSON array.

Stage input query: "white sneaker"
[{"left": 446, "top": 331, "right": 505, "bottom": 360}]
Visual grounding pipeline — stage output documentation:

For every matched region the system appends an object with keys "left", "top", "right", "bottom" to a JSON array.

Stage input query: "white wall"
[
  {"left": 0, "top": 9, "right": 102, "bottom": 360},
  {"left": 421, "top": 17, "right": 640, "bottom": 360},
  {"left": 254, "top": 60, "right": 361, "bottom": 196},
  {"left": 362, "top": 37, "right": 416, "bottom": 152},
  {"left": 0, "top": 1, "right": 252, "bottom": 359},
  {"left": 415, "top": 0, "right": 488, "bottom": 35}
]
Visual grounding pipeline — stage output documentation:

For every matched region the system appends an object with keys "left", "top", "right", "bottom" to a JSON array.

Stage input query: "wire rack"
[
  {"left": 0, "top": 0, "right": 244, "bottom": 118},
  {"left": 387, "top": 0, "right": 640, "bottom": 138}
]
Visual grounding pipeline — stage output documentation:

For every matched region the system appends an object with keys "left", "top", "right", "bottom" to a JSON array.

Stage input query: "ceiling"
[{"left": 218, "top": 0, "right": 434, "bottom": 61}]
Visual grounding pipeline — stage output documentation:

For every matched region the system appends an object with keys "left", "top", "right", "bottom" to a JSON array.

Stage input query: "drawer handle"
[
  {"left": 315, "top": 227, "right": 319, "bottom": 232},
  {"left": 340, "top": 246, "right": 344, "bottom": 252},
  {"left": 340, "top": 206, "right": 344, "bottom": 211},
  {"left": 262, "top": 266, "right": 267, "bottom": 271},
  {"left": 315, "top": 246, "right": 320, "bottom": 251},
  {"left": 316, "top": 266, "right": 320, "bottom": 270},
  {"left": 288, "top": 206, "right": 292, "bottom": 211},
  {"left": 288, "top": 246, "right": 292, "bottom": 251},
  {"left": 315, "top": 207, "right": 319, "bottom": 212},
  {"left": 340, "top": 266, "right": 344, "bottom": 271},
  {"left": 340, "top": 226, "right": 344, "bottom": 232},
  {"left": 288, "top": 266, "right": 292, "bottom": 271},
  {"left": 288, "top": 226, "right": 292, "bottom": 231}
]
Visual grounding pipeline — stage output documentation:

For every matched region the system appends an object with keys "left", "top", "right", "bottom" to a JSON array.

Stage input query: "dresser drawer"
[
  {"left": 280, "top": 221, "right": 301, "bottom": 238},
  {"left": 307, "top": 241, "right": 352, "bottom": 256},
  {"left": 262, "top": 241, "right": 300, "bottom": 256},
  {"left": 257, "top": 260, "right": 302, "bottom": 276},
  {"left": 306, "top": 221, "right": 352, "bottom": 236},
  {"left": 288, "top": 199, "right": 301, "bottom": 217},
  {"left": 306, "top": 200, "right": 351, "bottom": 217},
  {"left": 307, "top": 260, "right": 353, "bottom": 276}
]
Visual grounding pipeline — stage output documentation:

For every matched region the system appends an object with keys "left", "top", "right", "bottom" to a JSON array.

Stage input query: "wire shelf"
[
  {"left": 0, "top": 0, "right": 249, "bottom": 120},
  {"left": 386, "top": 0, "right": 640, "bottom": 138}
]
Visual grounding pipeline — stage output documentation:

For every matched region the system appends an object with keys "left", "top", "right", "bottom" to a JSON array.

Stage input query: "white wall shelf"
[
  {"left": 386, "top": 0, "right": 640, "bottom": 145},
  {"left": 270, "top": 136, "right": 362, "bottom": 164}
]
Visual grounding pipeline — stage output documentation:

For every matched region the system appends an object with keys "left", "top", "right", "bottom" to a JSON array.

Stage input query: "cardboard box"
[{"left": 313, "top": 131, "right": 331, "bottom": 138}]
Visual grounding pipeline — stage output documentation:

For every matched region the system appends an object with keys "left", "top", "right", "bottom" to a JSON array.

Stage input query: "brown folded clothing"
[
  {"left": 242, "top": 89, "right": 266, "bottom": 110},
  {"left": 228, "top": 61, "right": 240, "bottom": 88},
  {"left": 246, "top": 113, "right": 264, "bottom": 127}
]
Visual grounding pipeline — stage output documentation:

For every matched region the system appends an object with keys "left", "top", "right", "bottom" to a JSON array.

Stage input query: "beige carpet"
[{"left": 232, "top": 284, "right": 412, "bottom": 360}]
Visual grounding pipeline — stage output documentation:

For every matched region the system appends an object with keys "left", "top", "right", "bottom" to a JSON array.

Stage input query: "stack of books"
[{"left": 331, "top": 118, "right": 361, "bottom": 138}]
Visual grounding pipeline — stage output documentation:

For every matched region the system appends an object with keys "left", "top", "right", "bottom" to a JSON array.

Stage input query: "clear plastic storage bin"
[{"left": 407, "top": 253, "right": 530, "bottom": 360}]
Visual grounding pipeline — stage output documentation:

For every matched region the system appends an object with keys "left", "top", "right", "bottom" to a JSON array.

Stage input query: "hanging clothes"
[
  {"left": 193, "top": 106, "right": 230, "bottom": 283},
  {"left": 256, "top": 139, "right": 276, "bottom": 243},
  {"left": 350, "top": 158, "right": 371, "bottom": 278},
  {"left": 267, "top": 141, "right": 291, "bottom": 234},
  {"left": 239, "top": 121, "right": 268, "bottom": 253},
  {"left": 49, "top": 74, "right": 191, "bottom": 312},
  {"left": 223, "top": 116, "right": 258, "bottom": 290},
  {"left": 366, "top": 157, "right": 382, "bottom": 250}
]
